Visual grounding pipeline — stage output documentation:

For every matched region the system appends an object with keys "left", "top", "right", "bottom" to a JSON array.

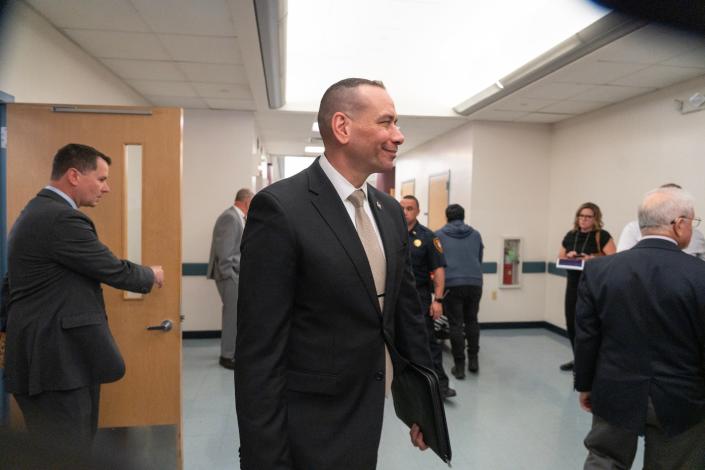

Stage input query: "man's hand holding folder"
[{"left": 392, "top": 360, "right": 453, "bottom": 466}]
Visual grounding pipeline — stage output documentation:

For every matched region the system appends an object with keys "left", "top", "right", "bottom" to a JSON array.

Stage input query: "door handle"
[{"left": 146, "top": 320, "right": 173, "bottom": 332}]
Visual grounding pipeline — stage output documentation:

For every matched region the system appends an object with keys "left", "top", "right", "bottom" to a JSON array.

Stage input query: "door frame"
[{"left": 0, "top": 93, "right": 13, "bottom": 424}]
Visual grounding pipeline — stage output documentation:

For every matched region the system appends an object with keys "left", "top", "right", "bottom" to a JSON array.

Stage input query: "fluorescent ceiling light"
[
  {"left": 454, "top": 12, "right": 646, "bottom": 116},
  {"left": 254, "top": 0, "right": 283, "bottom": 109},
  {"left": 285, "top": 0, "right": 609, "bottom": 116},
  {"left": 304, "top": 145, "right": 324, "bottom": 154},
  {"left": 311, "top": 122, "right": 319, "bottom": 133}
]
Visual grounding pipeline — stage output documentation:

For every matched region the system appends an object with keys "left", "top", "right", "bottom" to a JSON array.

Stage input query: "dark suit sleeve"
[
  {"left": 574, "top": 266, "right": 601, "bottom": 391},
  {"left": 0, "top": 274, "right": 8, "bottom": 332},
  {"left": 50, "top": 211, "right": 154, "bottom": 293},
  {"left": 235, "top": 191, "right": 295, "bottom": 469},
  {"left": 393, "top": 207, "right": 433, "bottom": 368}
]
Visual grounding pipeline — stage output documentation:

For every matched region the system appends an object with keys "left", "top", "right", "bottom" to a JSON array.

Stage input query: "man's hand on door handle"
[{"left": 150, "top": 266, "right": 165, "bottom": 288}]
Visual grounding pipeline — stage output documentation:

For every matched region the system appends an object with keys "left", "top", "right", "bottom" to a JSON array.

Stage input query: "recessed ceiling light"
[{"left": 688, "top": 92, "right": 705, "bottom": 108}]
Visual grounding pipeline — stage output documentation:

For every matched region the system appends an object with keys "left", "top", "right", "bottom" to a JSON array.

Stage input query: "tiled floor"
[{"left": 182, "top": 329, "right": 645, "bottom": 469}]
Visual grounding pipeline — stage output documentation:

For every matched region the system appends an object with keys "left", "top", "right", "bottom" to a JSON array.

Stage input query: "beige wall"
[
  {"left": 395, "top": 124, "right": 475, "bottom": 227},
  {"left": 0, "top": 1, "right": 147, "bottom": 105},
  {"left": 471, "top": 122, "right": 551, "bottom": 322},
  {"left": 181, "top": 109, "right": 259, "bottom": 331},
  {"left": 396, "top": 121, "right": 552, "bottom": 323}
]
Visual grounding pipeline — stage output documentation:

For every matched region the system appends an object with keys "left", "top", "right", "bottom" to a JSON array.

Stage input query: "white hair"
[{"left": 638, "top": 187, "right": 694, "bottom": 230}]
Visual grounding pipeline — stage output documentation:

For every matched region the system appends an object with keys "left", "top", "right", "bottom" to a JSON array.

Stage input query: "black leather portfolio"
[{"left": 391, "top": 361, "right": 452, "bottom": 465}]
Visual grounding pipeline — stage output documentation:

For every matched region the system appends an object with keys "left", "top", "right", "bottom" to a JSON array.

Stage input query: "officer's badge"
[
  {"left": 433, "top": 238, "right": 443, "bottom": 253},
  {"left": 413, "top": 239, "right": 422, "bottom": 247}
]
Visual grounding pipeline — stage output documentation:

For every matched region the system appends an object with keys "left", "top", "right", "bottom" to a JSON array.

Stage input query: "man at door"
[
  {"left": 235, "top": 78, "right": 433, "bottom": 469},
  {"left": 1, "top": 143, "right": 164, "bottom": 453},
  {"left": 207, "top": 188, "right": 252, "bottom": 369}
]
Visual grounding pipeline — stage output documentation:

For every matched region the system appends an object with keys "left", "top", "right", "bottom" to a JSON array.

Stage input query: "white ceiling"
[{"left": 23, "top": 0, "right": 705, "bottom": 157}]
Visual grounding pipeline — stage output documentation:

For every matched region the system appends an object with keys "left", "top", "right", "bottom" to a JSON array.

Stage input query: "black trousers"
[
  {"left": 418, "top": 287, "right": 450, "bottom": 389},
  {"left": 565, "top": 274, "right": 580, "bottom": 351},
  {"left": 444, "top": 285, "right": 482, "bottom": 363},
  {"left": 583, "top": 399, "right": 705, "bottom": 469},
  {"left": 14, "top": 384, "right": 100, "bottom": 453}
]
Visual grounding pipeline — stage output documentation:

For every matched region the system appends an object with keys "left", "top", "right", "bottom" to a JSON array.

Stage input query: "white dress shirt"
[
  {"left": 318, "top": 155, "right": 386, "bottom": 258},
  {"left": 618, "top": 220, "right": 705, "bottom": 258},
  {"left": 45, "top": 185, "right": 77, "bottom": 209}
]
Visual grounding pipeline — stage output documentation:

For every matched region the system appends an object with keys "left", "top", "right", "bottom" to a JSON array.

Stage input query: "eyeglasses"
[{"left": 670, "top": 216, "right": 701, "bottom": 227}]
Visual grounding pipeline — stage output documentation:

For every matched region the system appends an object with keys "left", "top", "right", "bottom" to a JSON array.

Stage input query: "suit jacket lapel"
[{"left": 307, "top": 160, "right": 382, "bottom": 314}]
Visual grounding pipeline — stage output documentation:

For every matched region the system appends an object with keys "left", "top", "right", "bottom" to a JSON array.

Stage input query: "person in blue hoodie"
[{"left": 435, "top": 204, "right": 484, "bottom": 377}]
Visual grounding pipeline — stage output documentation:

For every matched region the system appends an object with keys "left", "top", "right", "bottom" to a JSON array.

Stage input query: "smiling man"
[
  {"left": 2, "top": 143, "right": 164, "bottom": 457},
  {"left": 235, "top": 78, "right": 434, "bottom": 469}
]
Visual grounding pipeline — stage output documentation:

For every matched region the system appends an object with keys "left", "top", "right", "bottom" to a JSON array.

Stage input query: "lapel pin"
[{"left": 376, "top": 201, "right": 382, "bottom": 210}]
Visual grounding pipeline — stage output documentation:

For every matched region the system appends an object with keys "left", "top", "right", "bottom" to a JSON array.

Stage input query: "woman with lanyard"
[{"left": 558, "top": 202, "right": 616, "bottom": 371}]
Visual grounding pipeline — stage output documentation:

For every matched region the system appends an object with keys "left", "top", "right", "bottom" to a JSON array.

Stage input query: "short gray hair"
[
  {"left": 638, "top": 187, "right": 694, "bottom": 230},
  {"left": 235, "top": 188, "right": 253, "bottom": 202}
]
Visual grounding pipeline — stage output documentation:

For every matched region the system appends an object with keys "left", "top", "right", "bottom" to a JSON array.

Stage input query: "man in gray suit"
[
  {"left": 207, "top": 188, "right": 252, "bottom": 369},
  {"left": 2, "top": 143, "right": 164, "bottom": 454}
]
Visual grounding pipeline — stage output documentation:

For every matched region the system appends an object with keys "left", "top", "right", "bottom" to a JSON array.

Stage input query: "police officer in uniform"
[{"left": 400, "top": 195, "right": 455, "bottom": 398}]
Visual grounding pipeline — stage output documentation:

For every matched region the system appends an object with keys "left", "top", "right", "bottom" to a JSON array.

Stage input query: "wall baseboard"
[
  {"left": 182, "top": 322, "right": 568, "bottom": 339},
  {"left": 182, "top": 330, "right": 221, "bottom": 339},
  {"left": 480, "top": 321, "right": 567, "bottom": 337}
]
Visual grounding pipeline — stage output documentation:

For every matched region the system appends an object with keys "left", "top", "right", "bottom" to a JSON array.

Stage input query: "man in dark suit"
[
  {"left": 2, "top": 143, "right": 164, "bottom": 453},
  {"left": 207, "top": 188, "right": 252, "bottom": 369},
  {"left": 574, "top": 186, "right": 705, "bottom": 469},
  {"left": 235, "top": 78, "right": 433, "bottom": 469}
]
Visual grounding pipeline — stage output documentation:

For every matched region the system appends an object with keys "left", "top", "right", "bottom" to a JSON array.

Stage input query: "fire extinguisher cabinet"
[{"left": 500, "top": 237, "right": 522, "bottom": 288}]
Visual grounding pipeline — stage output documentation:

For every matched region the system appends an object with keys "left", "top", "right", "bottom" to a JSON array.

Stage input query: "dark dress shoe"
[
  {"left": 442, "top": 386, "right": 457, "bottom": 399},
  {"left": 559, "top": 360, "right": 574, "bottom": 371},
  {"left": 468, "top": 356, "right": 479, "bottom": 373},
  {"left": 451, "top": 364, "right": 466, "bottom": 380},
  {"left": 219, "top": 356, "right": 235, "bottom": 370}
]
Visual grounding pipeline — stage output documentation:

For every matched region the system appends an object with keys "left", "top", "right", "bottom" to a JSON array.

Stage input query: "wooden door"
[
  {"left": 5, "top": 103, "right": 182, "bottom": 466},
  {"left": 400, "top": 179, "right": 415, "bottom": 197},
  {"left": 428, "top": 171, "right": 450, "bottom": 231}
]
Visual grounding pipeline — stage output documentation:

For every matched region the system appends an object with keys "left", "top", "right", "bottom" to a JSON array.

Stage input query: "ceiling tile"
[
  {"left": 519, "top": 112, "right": 572, "bottom": 123},
  {"left": 491, "top": 96, "right": 555, "bottom": 112},
  {"left": 194, "top": 83, "right": 252, "bottom": 100},
  {"left": 468, "top": 109, "right": 529, "bottom": 121},
  {"left": 132, "top": 0, "right": 236, "bottom": 36},
  {"left": 159, "top": 34, "right": 242, "bottom": 64},
  {"left": 64, "top": 29, "right": 169, "bottom": 60},
  {"left": 176, "top": 62, "right": 248, "bottom": 84},
  {"left": 27, "top": 0, "right": 149, "bottom": 32},
  {"left": 663, "top": 47, "right": 705, "bottom": 68},
  {"left": 519, "top": 82, "right": 593, "bottom": 100},
  {"left": 611, "top": 66, "right": 705, "bottom": 88},
  {"left": 547, "top": 60, "right": 648, "bottom": 85},
  {"left": 146, "top": 95, "right": 209, "bottom": 109},
  {"left": 204, "top": 98, "right": 257, "bottom": 110},
  {"left": 597, "top": 25, "right": 700, "bottom": 64},
  {"left": 101, "top": 59, "right": 186, "bottom": 81},
  {"left": 538, "top": 100, "right": 606, "bottom": 114},
  {"left": 576, "top": 84, "right": 654, "bottom": 103},
  {"left": 127, "top": 80, "right": 198, "bottom": 97}
]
